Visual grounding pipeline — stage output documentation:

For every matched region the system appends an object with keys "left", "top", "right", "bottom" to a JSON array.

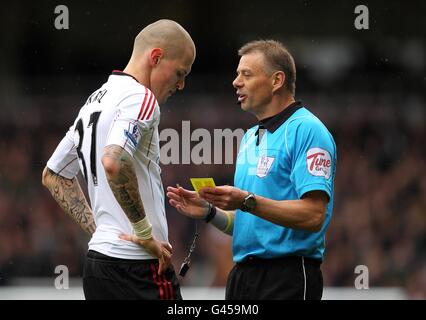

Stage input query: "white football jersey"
[{"left": 47, "top": 71, "right": 167, "bottom": 259}]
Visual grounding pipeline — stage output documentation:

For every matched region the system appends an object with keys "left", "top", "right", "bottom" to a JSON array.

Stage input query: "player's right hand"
[
  {"left": 166, "top": 186, "right": 209, "bottom": 219},
  {"left": 119, "top": 234, "right": 172, "bottom": 275}
]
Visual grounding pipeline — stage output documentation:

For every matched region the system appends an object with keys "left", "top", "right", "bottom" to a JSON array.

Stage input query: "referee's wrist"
[{"left": 204, "top": 204, "right": 217, "bottom": 223}]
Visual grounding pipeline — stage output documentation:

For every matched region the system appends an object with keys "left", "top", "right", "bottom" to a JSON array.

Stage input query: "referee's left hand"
[{"left": 199, "top": 186, "right": 247, "bottom": 210}]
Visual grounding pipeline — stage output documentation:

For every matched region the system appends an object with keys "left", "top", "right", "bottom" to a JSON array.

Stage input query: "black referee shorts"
[
  {"left": 225, "top": 256, "right": 323, "bottom": 300},
  {"left": 83, "top": 250, "right": 182, "bottom": 300}
]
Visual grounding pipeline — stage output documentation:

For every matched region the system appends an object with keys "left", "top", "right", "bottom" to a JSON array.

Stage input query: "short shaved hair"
[
  {"left": 132, "top": 19, "right": 195, "bottom": 60},
  {"left": 238, "top": 40, "right": 296, "bottom": 96}
]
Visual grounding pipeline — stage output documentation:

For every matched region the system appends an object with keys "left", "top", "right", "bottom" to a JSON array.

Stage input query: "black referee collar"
[
  {"left": 255, "top": 101, "right": 303, "bottom": 145},
  {"left": 111, "top": 70, "right": 139, "bottom": 83},
  {"left": 258, "top": 101, "right": 302, "bottom": 133}
]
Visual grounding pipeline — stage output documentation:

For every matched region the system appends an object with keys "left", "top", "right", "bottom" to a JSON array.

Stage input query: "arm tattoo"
[
  {"left": 44, "top": 168, "right": 96, "bottom": 235},
  {"left": 103, "top": 145, "right": 146, "bottom": 223}
]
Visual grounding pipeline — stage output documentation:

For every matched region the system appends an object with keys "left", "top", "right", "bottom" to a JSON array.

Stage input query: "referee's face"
[
  {"left": 151, "top": 49, "right": 194, "bottom": 104},
  {"left": 233, "top": 52, "right": 274, "bottom": 117}
]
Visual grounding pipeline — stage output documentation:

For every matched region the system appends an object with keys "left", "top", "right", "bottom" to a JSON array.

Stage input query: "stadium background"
[{"left": 0, "top": 0, "right": 424, "bottom": 299}]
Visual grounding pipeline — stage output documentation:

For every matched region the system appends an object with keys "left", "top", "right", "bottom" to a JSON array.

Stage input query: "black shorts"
[
  {"left": 225, "top": 256, "right": 323, "bottom": 300},
  {"left": 83, "top": 250, "right": 182, "bottom": 300}
]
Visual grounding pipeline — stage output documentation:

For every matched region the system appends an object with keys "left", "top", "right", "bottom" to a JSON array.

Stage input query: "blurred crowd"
[{"left": 0, "top": 87, "right": 424, "bottom": 299}]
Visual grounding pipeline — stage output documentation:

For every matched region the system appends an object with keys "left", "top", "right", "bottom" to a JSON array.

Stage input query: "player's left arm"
[{"left": 42, "top": 166, "right": 96, "bottom": 235}]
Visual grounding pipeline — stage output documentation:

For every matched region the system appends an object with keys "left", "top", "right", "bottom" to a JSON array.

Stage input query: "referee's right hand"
[{"left": 119, "top": 234, "right": 172, "bottom": 275}]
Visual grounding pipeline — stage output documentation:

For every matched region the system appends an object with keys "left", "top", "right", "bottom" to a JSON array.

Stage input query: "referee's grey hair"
[{"left": 238, "top": 40, "right": 296, "bottom": 96}]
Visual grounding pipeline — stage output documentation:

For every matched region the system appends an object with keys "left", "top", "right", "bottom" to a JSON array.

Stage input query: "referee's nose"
[{"left": 233, "top": 75, "right": 243, "bottom": 89}]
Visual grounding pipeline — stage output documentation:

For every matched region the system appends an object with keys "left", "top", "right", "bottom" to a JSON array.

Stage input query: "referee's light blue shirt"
[{"left": 233, "top": 102, "right": 337, "bottom": 262}]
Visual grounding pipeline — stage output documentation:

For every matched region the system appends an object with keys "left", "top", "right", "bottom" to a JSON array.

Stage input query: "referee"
[{"left": 167, "top": 40, "right": 336, "bottom": 300}]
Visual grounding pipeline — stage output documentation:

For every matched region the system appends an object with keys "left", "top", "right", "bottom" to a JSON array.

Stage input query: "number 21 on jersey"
[{"left": 74, "top": 89, "right": 107, "bottom": 186}]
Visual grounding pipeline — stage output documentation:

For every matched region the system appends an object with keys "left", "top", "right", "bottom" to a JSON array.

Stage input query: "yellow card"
[{"left": 190, "top": 178, "right": 216, "bottom": 193}]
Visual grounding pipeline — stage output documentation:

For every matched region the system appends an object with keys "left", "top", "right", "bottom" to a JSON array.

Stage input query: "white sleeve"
[
  {"left": 46, "top": 123, "right": 80, "bottom": 179},
  {"left": 106, "top": 88, "right": 159, "bottom": 156}
]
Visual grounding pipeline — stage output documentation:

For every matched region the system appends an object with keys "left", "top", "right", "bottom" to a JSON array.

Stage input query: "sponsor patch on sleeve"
[{"left": 306, "top": 147, "right": 332, "bottom": 179}]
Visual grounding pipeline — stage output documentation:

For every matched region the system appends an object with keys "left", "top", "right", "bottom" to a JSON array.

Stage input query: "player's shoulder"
[
  {"left": 104, "top": 72, "right": 149, "bottom": 99},
  {"left": 113, "top": 79, "right": 152, "bottom": 99}
]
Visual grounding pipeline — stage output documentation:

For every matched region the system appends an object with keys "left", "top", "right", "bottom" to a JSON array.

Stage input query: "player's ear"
[
  {"left": 271, "top": 71, "right": 285, "bottom": 93},
  {"left": 149, "top": 48, "right": 164, "bottom": 67}
]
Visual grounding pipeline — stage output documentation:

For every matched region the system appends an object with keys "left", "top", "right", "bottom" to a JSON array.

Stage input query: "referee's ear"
[{"left": 271, "top": 71, "right": 285, "bottom": 94}]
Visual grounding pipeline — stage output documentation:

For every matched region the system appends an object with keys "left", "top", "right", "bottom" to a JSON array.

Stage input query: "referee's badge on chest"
[{"left": 256, "top": 155, "right": 275, "bottom": 178}]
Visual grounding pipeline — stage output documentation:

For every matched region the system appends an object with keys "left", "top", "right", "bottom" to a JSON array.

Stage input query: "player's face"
[
  {"left": 150, "top": 50, "right": 194, "bottom": 104},
  {"left": 232, "top": 52, "right": 274, "bottom": 115}
]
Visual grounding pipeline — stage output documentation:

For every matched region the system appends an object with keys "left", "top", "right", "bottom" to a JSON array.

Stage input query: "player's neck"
[{"left": 123, "top": 65, "right": 150, "bottom": 88}]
